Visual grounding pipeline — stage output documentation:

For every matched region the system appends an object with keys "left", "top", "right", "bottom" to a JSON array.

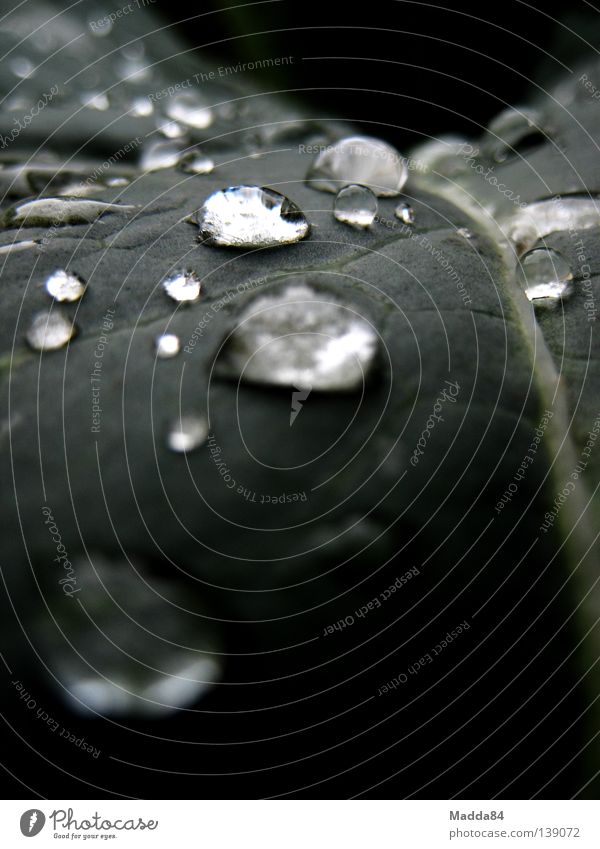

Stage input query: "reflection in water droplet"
[
  {"left": 140, "top": 140, "right": 183, "bottom": 171},
  {"left": 162, "top": 270, "right": 201, "bottom": 302},
  {"left": 179, "top": 153, "right": 214, "bottom": 175},
  {"left": 165, "top": 91, "right": 214, "bottom": 130},
  {"left": 307, "top": 135, "right": 408, "bottom": 196},
  {"left": 196, "top": 185, "right": 309, "bottom": 248},
  {"left": 1, "top": 197, "right": 136, "bottom": 228},
  {"left": 518, "top": 248, "right": 573, "bottom": 306},
  {"left": 155, "top": 333, "right": 181, "bottom": 358},
  {"left": 26, "top": 310, "right": 76, "bottom": 351},
  {"left": 45, "top": 269, "right": 87, "bottom": 302},
  {"left": 81, "top": 91, "right": 110, "bottom": 111},
  {"left": 167, "top": 415, "right": 209, "bottom": 452},
  {"left": 10, "top": 56, "right": 35, "bottom": 79},
  {"left": 505, "top": 197, "right": 600, "bottom": 254},
  {"left": 334, "top": 184, "right": 377, "bottom": 228},
  {"left": 215, "top": 283, "right": 378, "bottom": 391},
  {"left": 395, "top": 202, "right": 415, "bottom": 225}
]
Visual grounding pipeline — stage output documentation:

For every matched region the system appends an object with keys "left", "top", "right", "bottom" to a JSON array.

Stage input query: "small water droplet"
[
  {"left": 485, "top": 108, "right": 545, "bottom": 163},
  {"left": 162, "top": 270, "right": 201, "bottom": 302},
  {"left": 81, "top": 91, "right": 110, "bottom": 111},
  {"left": 165, "top": 91, "right": 214, "bottom": 130},
  {"left": 106, "top": 176, "right": 130, "bottom": 187},
  {"left": 45, "top": 269, "right": 87, "bottom": 302},
  {"left": 334, "top": 185, "right": 377, "bottom": 228},
  {"left": 26, "top": 310, "right": 76, "bottom": 351},
  {"left": 157, "top": 118, "right": 187, "bottom": 139},
  {"left": 117, "top": 54, "right": 149, "bottom": 83},
  {"left": 395, "top": 202, "right": 415, "bottom": 225},
  {"left": 307, "top": 135, "right": 408, "bottom": 196},
  {"left": 9, "top": 56, "right": 35, "bottom": 79},
  {"left": 88, "top": 13, "right": 113, "bottom": 37},
  {"left": 155, "top": 333, "right": 181, "bottom": 358},
  {"left": 179, "top": 153, "right": 214, "bottom": 175},
  {"left": 130, "top": 96, "right": 153, "bottom": 117},
  {"left": 518, "top": 248, "right": 573, "bottom": 306},
  {"left": 215, "top": 283, "right": 378, "bottom": 391},
  {"left": 457, "top": 227, "right": 474, "bottom": 240},
  {"left": 1, "top": 197, "right": 136, "bottom": 228},
  {"left": 196, "top": 185, "right": 310, "bottom": 248},
  {"left": 167, "top": 415, "right": 208, "bottom": 453},
  {"left": 140, "top": 140, "right": 183, "bottom": 171}
]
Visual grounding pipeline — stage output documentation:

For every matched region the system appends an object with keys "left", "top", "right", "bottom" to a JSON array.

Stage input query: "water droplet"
[
  {"left": 167, "top": 414, "right": 209, "bottom": 452},
  {"left": 334, "top": 184, "right": 377, "bottom": 228},
  {"left": 88, "top": 13, "right": 113, "bottom": 37},
  {"left": 485, "top": 108, "right": 545, "bottom": 163},
  {"left": 106, "top": 176, "right": 130, "bottom": 187},
  {"left": 155, "top": 333, "right": 181, "bottom": 358},
  {"left": 130, "top": 96, "right": 153, "bottom": 117},
  {"left": 157, "top": 118, "right": 187, "bottom": 139},
  {"left": 9, "top": 56, "right": 35, "bottom": 79},
  {"left": 457, "top": 227, "right": 474, "bottom": 240},
  {"left": 39, "top": 552, "right": 221, "bottom": 718},
  {"left": 26, "top": 310, "right": 76, "bottom": 351},
  {"left": 408, "top": 135, "right": 473, "bottom": 178},
  {"left": 179, "top": 153, "right": 214, "bottom": 175},
  {"left": 140, "top": 140, "right": 183, "bottom": 171},
  {"left": 162, "top": 270, "right": 201, "bottom": 302},
  {"left": 0, "top": 239, "right": 38, "bottom": 255},
  {"left": 307, "top": 135, "right": 407, "bottom": 196},
  {"left": 518, "top": 248, "right": 573, "bottom": 306},
  {"left": 1, "top": 197, "right": 136, "bottom": 228},
  {"left": 45, "top": 269, "right": 87, "bottom": 302},
  {"left": 165, "top": 91, "right": 214, "bottom": 130},
  {"left": 395, "top": 202, "right": 415, "bottom": 225},
  {"left": 215, "top": 283, "right": 378, "bottom": 391},
  {"left": 117, "top": 54, "right": 149, "bottom": 83},
  {"left": 505, "top": 197, "right": 600, "bottom": 254},
  {"left": 81, "top": 91, "right": 110, "bottom": 111},
  {"left": 196, "top": 185, "right": 310, "bottom": 248}
]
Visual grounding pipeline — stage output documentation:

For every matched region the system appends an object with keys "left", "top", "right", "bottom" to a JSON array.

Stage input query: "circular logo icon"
[{"left": 19, "top": 810, "right": 45, "bottom": 837}]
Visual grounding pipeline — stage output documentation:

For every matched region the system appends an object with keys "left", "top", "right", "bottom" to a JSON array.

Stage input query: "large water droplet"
[
  {"left": 307, "top": 135, "right": 408, "bottom": 196},
  {"left": 196, "top": 185, "right": 310, "bottom": 248},
  {"left": 162, "top": 270, "right": 201, "bottom": 303},
  {"left": 505, "top": 197, "right": 600, "bottom": 254},
  {"left": 45, "top": 269, "right": 87, "bottom": 302},
  {"left": 179, "top": 153, "right": 214, "bottom": 175},
  {"left": 165, "top": 91, "right": 214, "bottom": 130},
  {"left": 155, "top": 333, "right": 181, "bottom": 358},
  {"left": 395, "top": 202, "right": 415, "bottom": 225},
  {"left": 26, "top": 310, "right": 76, "bottom": 351},
  {"left": 167, "top": 414, "right": 209, "bottom": 452},
  {"left": 215, "top": 283, "right": 378, "bottom": 391},
  {"left": 334, "top": 184, "right": 377, "bottom": 228},
  {"left": 1, "top": 197, "right": 136, "bottom": 228},
  {"left": 518, "top": 248, "right": 573, "bottom": 307}
]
